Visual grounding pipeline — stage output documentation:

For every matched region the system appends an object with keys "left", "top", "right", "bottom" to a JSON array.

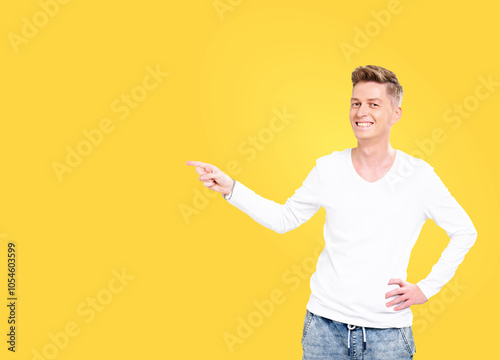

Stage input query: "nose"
[{"left": 356, "top": 104, "right": 370, "bottom": 117}]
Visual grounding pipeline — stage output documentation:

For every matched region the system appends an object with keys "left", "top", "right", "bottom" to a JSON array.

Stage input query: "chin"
[{"left": 353, "top": 133, "right": 374, "bottom": 140}]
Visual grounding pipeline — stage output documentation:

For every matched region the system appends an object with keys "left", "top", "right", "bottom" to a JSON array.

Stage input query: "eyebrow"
[{"left": 350, "top": 97, "right": 383, "bottom": 102}]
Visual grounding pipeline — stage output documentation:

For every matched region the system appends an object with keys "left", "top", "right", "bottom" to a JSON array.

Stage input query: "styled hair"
[{"left": 351, "top": 65, "right": 403, "bottom": 108}]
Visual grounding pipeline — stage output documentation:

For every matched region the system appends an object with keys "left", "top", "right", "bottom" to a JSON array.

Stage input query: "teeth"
[{"left": 356, "top": 122, "right": 373, "bottom": 127}]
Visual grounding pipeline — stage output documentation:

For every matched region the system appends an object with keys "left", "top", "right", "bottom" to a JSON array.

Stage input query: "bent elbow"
[
  {"left": 471, "top": 228, "right": 478, "bottom": 245},
  {"left": 273, "top": 227, "right": 289, "bottom": 234},
  {"left": 272, "top": 223, "right": 302, "bottom": 234},
  {"left": 467, "top": 222, "right": 478, "bottom": 244}
]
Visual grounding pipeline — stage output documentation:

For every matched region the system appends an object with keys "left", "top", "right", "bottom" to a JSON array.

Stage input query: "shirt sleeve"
[
  {"left": 416, "top": 166, "right": 477, "bottom": 300},
  {"left": 223, "top": 162, "right": 322, "bottom": 234}
]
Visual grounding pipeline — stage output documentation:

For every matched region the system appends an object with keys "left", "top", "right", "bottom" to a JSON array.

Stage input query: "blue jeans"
[{"left": 302, "top": 309, "right": 416, "bottom": 360}]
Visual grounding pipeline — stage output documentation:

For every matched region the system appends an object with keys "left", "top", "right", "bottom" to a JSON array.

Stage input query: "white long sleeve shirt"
[{"left": 223, "top": 148, "right": 477, "bottom": 328}]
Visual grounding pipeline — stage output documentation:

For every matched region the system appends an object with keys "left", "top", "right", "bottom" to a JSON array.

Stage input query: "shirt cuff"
[
  {"left": 222, "top": 179, "right": 236, "bottom": 200},
  {"left": 415, "top": 280, "right": 434, "bottom": 301}
]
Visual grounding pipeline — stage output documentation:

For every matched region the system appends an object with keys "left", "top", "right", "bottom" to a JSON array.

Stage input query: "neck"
[{"left": 353, "top": 140, "right": 395, "bottom": 166}]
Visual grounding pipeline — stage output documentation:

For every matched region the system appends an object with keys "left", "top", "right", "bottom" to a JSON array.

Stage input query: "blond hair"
[{"left": 351, "top": 65, "right": 403, "bottom": 108}]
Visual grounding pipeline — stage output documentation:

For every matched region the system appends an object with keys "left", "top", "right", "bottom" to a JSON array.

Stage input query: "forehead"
[{"left": 351, "top": 81, "right": 389, "bottom": 100}]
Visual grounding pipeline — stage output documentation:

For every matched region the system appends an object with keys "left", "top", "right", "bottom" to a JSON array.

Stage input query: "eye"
[
  {"left": 371, "top": 103, "right": 379, "bottom": 107},
  {"left": 352, "top": 102, "right": 360, "bottom": 107}
]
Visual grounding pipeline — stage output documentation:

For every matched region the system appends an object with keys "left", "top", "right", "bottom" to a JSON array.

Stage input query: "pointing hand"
[{"left": 186, "top": 160, "right": 235, "bottom": 196}]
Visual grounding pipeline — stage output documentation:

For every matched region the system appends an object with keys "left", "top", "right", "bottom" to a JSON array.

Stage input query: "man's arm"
[
  {"left": 186, "top": 159, "right": 322, "bottom": 234},
  {"left": 385, "top": 165, "right": 477, "bottom": 310},
  {"left": 415, "top": 166, "right": 478, "bottom": 301}
]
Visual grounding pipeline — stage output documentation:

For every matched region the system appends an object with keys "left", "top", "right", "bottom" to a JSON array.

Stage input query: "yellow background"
[{"left": 1, "top": 0, "right": 498, "bottom": 359}]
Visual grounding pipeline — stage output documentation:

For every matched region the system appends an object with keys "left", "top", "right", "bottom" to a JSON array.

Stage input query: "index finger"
[
  {"left": 185, "top": 161, "right": 216, "bottom": 175},
  {"left": 387, "top": 278, "right": 403, "bottom": 286},
  {"left": 186, "top": 160, "right": 210, "bottom": 168}
]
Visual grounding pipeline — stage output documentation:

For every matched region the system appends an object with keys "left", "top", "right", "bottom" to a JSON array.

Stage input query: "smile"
[{"left": 356, "top": 122, "right": 374, "bottom": 128}]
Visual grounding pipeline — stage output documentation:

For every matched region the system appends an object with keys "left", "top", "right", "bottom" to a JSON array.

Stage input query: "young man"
[{"left": 186, "top": 65, "right": 477, "bottom": 359}]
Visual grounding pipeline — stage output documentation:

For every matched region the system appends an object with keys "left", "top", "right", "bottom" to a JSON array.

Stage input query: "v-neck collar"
[{"left": 346, "top": 147, "right": 399, "bottom": 185}]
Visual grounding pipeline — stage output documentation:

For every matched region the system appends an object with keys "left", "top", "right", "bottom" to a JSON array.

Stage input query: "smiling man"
[{"left": 186, "top": 65, "right": 477, "bottom": 359}]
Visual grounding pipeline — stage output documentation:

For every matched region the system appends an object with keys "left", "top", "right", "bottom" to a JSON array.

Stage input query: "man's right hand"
[{"left": 186, "top": 161, "right": 235, "bottom": 196}]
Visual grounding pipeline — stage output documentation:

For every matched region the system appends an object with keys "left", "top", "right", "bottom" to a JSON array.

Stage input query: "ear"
[{"left": 392, "top": 106, "right": 402, "bottom": 125}]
